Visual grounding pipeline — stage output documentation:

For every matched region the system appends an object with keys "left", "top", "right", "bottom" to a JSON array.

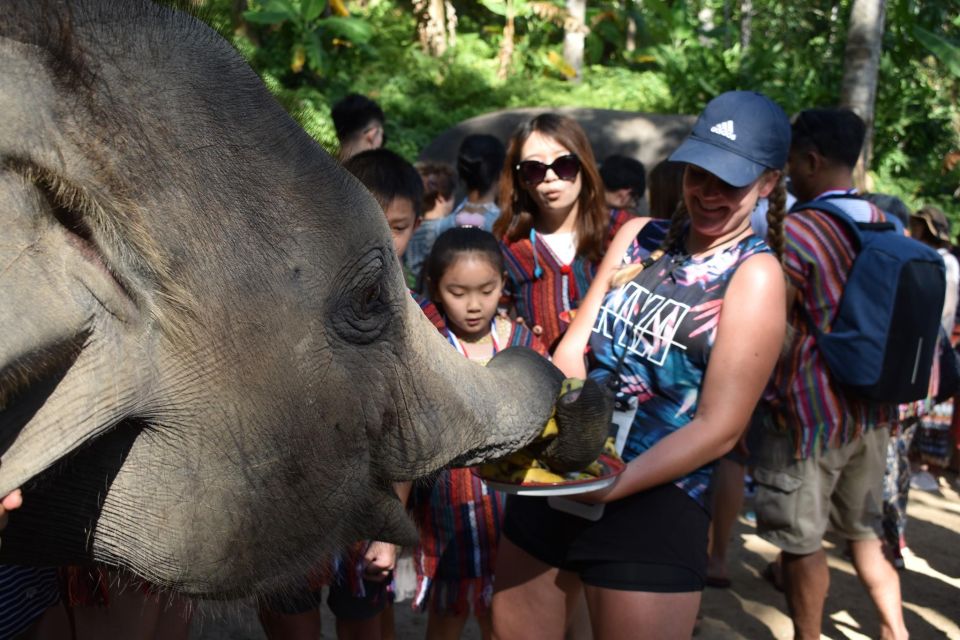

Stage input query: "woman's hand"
[
  {"left": 0, "top": 489, "right": 23, "bottom": 531},
  {"left": 570, "top": 477, "right": 621, "bottom": 504},
  {"left": 362, "top": 540, "right": 397, "bottom": 582}
]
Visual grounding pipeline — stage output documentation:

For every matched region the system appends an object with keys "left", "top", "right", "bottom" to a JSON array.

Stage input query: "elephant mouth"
[{"left": 0, "top": 332, "right": 87, "bottom": 455}]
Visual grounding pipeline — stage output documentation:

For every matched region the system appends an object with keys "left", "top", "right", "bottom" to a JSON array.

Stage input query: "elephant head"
[{"left": 0, "top": 1, "right": 607, "bottom": 597}]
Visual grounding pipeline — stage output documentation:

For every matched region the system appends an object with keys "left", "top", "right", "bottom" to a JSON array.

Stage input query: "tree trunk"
[
  {"left": 563, "top": 0, "right": 587, "bottom": 81},
  {"left": 497, "top": 1, "right": 516, "bottom": 80},
  {"left": 231, "top": 0, "right": 258, "bottom": 45},
  {"left": 625, "top": 0, "right": 637, "bottom": 52},
  {"left": 740, "top": 0, "right": 752, "bottom": 51},
  {"left": 415, "top": 0, "right": 457, "bottom": 55},
  {"left": 840, "top": 0, "right": 886, "bottom": 189}
]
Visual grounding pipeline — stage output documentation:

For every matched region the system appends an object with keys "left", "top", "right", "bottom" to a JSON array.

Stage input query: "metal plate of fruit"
[{"left": 472, "top": 453, "right": 625, "bottom": 496}]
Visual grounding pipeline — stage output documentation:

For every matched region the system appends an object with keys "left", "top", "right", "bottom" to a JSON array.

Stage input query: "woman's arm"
[
  {"left": 552, "top": 217, "right": 651, "bottom": 378},
  {"left": 582, "top": 252, "right": 786, "bottom": 502}
]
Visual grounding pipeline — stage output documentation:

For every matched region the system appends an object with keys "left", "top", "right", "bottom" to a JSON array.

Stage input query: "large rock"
[{"left": 418, "top": 107, "right": 696, "bottom": 172}]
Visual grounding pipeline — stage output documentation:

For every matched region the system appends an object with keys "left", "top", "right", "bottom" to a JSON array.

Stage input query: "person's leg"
[
  {"left": 893, "top": 421, "right": 918, "bottom": 555},
  {"left": 781, "top": 549, "right": 829, "bottom": 640},
  {"left": 151, "top": 593, "right": 194, "bottom": 640},
  {"left": 379, "top": 602, "right": 395, "bottom": 640},
  {"left": 849, "top": 538, "right": 908, "bottom": 640},
  {"left": 491, "top": 537, "right": 581, "bottom": 640},
  {"left": 425, "top": 611, "right": 470, "bottom": 640},
  {"left": 564, "top": 592, "right": 593, "bottom": 640},
  {"left": 258, "top": 608, "right": 322, "bottom": 640},
  {"left": 584, "top": 586, "right": 700, "bottom": 640},
  {"left": 476, "top": 610, "right": 495, "bottom": 640},
  {"left": 706, "top": 456, "right": 746, "bottom": 586},
  {"left": 831, "top": 427, "right": 908, "bottom": 640},
  {"left": 71, "top": 577, "right": 162, "bottom": 640},
  {"left": 335, "top": 615, "right": 382, "bottom": 640}
]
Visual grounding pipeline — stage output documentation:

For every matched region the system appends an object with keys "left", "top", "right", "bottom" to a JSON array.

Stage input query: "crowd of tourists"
[{"left": 2, "top": 90, "right": 956, "bottom": 640}]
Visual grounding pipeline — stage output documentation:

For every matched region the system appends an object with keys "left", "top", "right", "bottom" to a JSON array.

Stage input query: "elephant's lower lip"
[{"left": 0, "top": 332, "right": 87, "bottom": 453}]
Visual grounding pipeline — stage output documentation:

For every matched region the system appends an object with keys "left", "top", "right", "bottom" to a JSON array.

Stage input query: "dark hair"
[
  {"left": 791, "top": 108, "right": 865, "bottom": 169},
  {"left": 331, "top": 93, "right": 385, "bottom": 143},
  {"left": 862, "top": 192, "right": 911, "bottom": 229},
  {"left": 599, "top": 155, "right": 646, "bottom": 198},
  {"left": 647, "top": 160, "right": 685, "bottom": 219},
  {"left": 424, "top": 227, "right": 505, "bottom": 311},
  {"left": 344, "top": 149, "right": 424, "bottom": 218},
  {"left": 493, "top": 113, "right": 609, "bottom": 263},
  {"left": 457, "top": 134, "right": 506, "bottom": 196},
  {"left": 416, "top": 162, "right": 457, "bottom": 212}
]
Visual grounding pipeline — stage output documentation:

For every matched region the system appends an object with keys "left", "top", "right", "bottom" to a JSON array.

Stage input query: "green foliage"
[
  {"left": 242, "top": 0, "right": 373, "bottom": 77},
  {"left": 189, "top": 0, "right": 958, "bottom": 221}
]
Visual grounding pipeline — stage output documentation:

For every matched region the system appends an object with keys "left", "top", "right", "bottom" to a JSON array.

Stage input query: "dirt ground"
[{"left": 190, "top": 469, "right": 960, "bottom": 640}]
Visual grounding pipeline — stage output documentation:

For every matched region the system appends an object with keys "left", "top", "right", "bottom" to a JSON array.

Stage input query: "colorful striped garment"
[
  {"left": 500, "top": 209, "right": 633, "bottom": 351},
  {"left": 766, "top": 203, "right": 895, "bottom": 459},
  {"left": 411, "top": 316, "right": 546, "bottom": 615}
]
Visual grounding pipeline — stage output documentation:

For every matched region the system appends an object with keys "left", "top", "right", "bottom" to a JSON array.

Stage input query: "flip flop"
[
  {"left": 762, "top": 561, "right": 784, "bottom": 593},
  {"left": 705, "top": 575, "right": 732, "bottom": 589}
]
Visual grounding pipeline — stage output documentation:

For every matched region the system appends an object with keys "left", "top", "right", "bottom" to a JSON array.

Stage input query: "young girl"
[
  {"left": 493, "top": 113, "right": 634, "bottom": 352},
  {"left": 412, "top": 226, "right": 546, "bottom": 639},
  {"left": 492, "top": 91, "right": 790, "bottom": 639}
]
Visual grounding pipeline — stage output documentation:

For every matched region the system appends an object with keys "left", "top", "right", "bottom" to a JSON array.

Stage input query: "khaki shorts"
[{"left": 754, "top": 422, "right": 888, "bottom": 555}]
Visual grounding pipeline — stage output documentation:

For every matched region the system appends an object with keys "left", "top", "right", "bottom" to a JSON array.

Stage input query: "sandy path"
[{"left": 192, "top": 470, "right": 960, "bottom": 640}]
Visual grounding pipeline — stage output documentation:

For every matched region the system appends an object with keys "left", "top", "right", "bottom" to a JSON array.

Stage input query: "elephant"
[{"left": 0, "top": 0, "right": 609, "bottom": 599}]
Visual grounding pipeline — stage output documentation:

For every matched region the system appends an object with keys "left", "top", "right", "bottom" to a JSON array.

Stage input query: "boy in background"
[{"left": 332, "top": 93, "right": 386, "bottom": 162}]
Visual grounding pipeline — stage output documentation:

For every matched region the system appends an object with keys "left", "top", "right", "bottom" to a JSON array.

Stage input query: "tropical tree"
[
  {"left": 563, "top": 0, "right": 587, "bottom": 80},
  {"left": 840, "top": 0, "right": 887, "bottom": 186}
]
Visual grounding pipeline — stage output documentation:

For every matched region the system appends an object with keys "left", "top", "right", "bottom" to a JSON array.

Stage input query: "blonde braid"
[
  {"left": 765, "top": 176, "right": 787, "bottom": 263},
  {"left": 610, "top": 201, "right": 688, "bottom": 287}
]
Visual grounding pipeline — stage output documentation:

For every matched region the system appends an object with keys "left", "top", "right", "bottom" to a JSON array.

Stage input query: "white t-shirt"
[
  {"left": 540, "top": 231, "right": 577, "bottom": 265},
  {"left": 938, "top": 248, "right": 959, "bottom": 336}
]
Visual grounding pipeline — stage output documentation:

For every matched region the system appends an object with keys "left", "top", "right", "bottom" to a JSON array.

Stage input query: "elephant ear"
[{"left": 531, "top": 378, "right": 614, "bottom": 473}]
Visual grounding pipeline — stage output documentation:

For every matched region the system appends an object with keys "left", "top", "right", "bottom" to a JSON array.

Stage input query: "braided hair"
[{"left": 764, "top": 175, "right": 788, "bottom": 262}]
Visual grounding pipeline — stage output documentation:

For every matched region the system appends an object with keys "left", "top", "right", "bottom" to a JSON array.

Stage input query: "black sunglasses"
[{"left": 516, "top": 154, "right": 581, "bottom": 186}]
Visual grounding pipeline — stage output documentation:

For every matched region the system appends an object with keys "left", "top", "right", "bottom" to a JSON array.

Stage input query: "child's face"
[
  {"left": 437, "top": 254, "right": 504, "bottom": 340},
  {"left": 385, "top": 197, "right": 419, "bottom": 258}
]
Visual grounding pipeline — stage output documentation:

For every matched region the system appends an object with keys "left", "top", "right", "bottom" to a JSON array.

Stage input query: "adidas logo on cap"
[{"left": 710, "top": 120, "right": 737, "bottom": 141}]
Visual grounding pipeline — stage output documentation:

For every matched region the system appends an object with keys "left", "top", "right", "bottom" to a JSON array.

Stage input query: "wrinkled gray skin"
[{"left": 0, "top": 1, "right": 595, "bottom": 598}]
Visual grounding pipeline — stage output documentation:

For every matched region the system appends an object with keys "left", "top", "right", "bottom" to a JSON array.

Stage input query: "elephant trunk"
[{"left": 381, "top": 297, "right": 568, "bottom": 480}]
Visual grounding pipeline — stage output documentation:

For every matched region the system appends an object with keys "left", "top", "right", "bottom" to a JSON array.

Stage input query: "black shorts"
[{"left": 502, "top": 483, "right": 708, "bottom": 592}]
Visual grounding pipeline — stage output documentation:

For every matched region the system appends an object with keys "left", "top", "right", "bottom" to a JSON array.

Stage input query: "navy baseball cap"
[{"left": 669, "top": 91, "right": 790, "bottom": 188}]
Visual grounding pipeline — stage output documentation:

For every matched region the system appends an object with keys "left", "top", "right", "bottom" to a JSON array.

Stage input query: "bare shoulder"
[
  {"left": 726, "top": 252, "right": 786, "bottom": 303},
  {"left": 606, "top": 216, "right": 653, "bottom": 257},
  {"left": 616, "top": 215, "right": 652, "bottom": 239}
]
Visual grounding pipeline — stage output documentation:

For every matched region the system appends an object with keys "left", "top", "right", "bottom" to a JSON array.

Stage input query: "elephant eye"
[
  {"left": 328, "top": 249, "right": 391, "bottom": 345},
  {"left": 361, "top": 281, "right": 382, "bottom": 312}
]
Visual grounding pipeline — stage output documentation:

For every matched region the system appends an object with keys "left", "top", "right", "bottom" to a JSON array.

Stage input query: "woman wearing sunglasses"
[
  {"left": 491, "top": 92, "right": 790, "bottom": 639},
  {"left": 492, "top": 113, "right": 634, "bottom": 352}
]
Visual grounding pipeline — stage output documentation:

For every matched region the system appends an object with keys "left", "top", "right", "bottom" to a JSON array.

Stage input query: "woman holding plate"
[{"left": 491, "top": 91, "right": 790, "bottom": 639}]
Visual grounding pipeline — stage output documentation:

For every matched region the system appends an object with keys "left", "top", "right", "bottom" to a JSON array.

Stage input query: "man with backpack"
[{"left": 754, "top": 108, "right": 915, "bottom": 640}]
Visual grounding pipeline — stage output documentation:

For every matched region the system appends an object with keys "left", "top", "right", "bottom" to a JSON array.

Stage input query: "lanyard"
[
  {"left": 529, "top": 228, "right": 574, "bottom": 310},
  {"left": 445, "top": 319, "right": 503, "bottom": 358}
]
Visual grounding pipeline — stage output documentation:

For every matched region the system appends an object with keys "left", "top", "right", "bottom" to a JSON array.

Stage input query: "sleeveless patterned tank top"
[{"left": 587, "top": 219, "right": 773, "bottom": 507}]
